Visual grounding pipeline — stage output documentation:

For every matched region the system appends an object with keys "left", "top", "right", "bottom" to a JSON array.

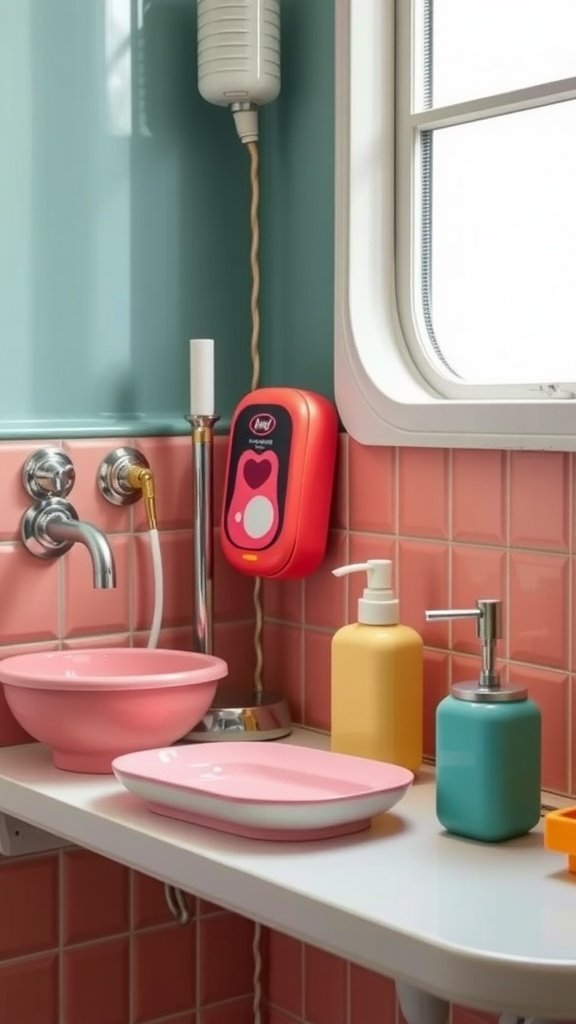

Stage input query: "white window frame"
[{"left": 334, "top": 0, "right": 576, "bottom": 449}]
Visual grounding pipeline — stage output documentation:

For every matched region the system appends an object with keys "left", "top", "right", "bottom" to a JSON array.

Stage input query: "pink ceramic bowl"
[{"left": 0, "top": 649, "right": 227, "bottom": 774}]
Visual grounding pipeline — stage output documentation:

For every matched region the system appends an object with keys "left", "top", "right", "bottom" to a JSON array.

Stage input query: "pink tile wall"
[
  {"left": 264, "top": 438, "right": 574, "bottom": 796},
  {"left": 261, "top": 436, "right": 576, "bottom": 1024},
  {"left": 0, "top": 434, "right": 571, "bottom": 1023},
  {"left": 0, "top": 435, "right": 253, "bottom": 1024}
]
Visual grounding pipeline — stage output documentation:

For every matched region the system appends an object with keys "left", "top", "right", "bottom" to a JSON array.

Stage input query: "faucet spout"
[
  {"left": 47, "top": 517, "right": 116, "bottom": 589},
  {"left": 21, "top": 498, "right": 117, "bottom": 589}
]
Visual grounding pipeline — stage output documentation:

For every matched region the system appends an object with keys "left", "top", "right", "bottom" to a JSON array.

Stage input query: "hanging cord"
[
  {"left": 164, "top": 882, "right": 191, "bottom": 926},
  {"left": 246, "top": 137, "right": 263, "bottom": 1024},
  {"left": 248, "top": 140, "right": 261, "bottom": 394},
  {"left": 247, "top": 140, "right": 264, "bottom": 700}
]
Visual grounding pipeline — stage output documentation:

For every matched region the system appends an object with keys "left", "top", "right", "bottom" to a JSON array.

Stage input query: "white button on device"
[{"left": 243, "top": 496, "right": 274, "bottom": 539}]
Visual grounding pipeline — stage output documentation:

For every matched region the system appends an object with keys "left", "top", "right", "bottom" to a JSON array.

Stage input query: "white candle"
[{"left": 189, "top": 338, "right": 215, "bottom": 415}]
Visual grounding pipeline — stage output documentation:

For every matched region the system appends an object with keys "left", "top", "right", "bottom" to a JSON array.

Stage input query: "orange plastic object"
[
  {"left": 221, "top": 387, "right": 338, "bottom": 579},
  {"left": 544, "top": 807, "right": 576, "bottom": 872}
]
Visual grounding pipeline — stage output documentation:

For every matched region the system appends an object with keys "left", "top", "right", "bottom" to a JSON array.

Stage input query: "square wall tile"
[
  {"left": 451, "top": 547, "right": 506, "bottom": 656},
  {"left": 134, "top": 436, "right": 192, "bottom": 531},
  {"left": 304, "top": 945, "right": 347, "bottom": 1024},
  {"left": 349, "top": 441, "right": 395, "bottom": 533},
  {"left": 201, "top": 998, "right": 253, "bottom": 1024},
  {"left": 509, "top": 664, "right": 568, "bottom": 794},
  {"left": 509, "top": 552, "right": 568, "bottom": 669},
  {"left": 213, "top": 622, "right": 257, "bottom": 694},
  {"left": 213, "top": 529, "right": 256, "bottom": 622},
  {"left": 63, "top": 849, "right": 129, "bottom": 945},
  {"left": 263, "top": 574, "right": 303, "bottom": 624},
  {"left": 266, "top": 1012, "right": 296, "bottom": 1024},
  {"left": 63, "top": 439, "right": 132, "bottom": 534},
  {"left": 0, "top": 954, "right": 58, "bottom": 1024},
  {"left": 398, "top": 541, "right": 449, "bottom": 648},
  {"left": 213, "top": 434, "right": 231, "bottom": 522},
  {"left": 350, "top": 963, "right": 396, "bottom": 1024},
  {"left": 304, "top": 531, "right": 348, "bottom": 630},
  {"left": 64, "top": 938, "right": 130, "bottom": 1024},
  {"left": 332, "top": 433, "right": 349, "bottom": 530},
  {"left": 0, "top": 642, "right": 58, "bottom": 746},
  {"left": 0, "top": 546, "right": 59, "bottom": 643},
  {"left": 263, "top": 928, "right": 302, "bottom": 1018},
  {"left": 199, "top": 912, "right": 254, "bottom": 1006},
  {"left": 399, "top": 447, "right": 448, "bottom": 539},
  {"left": 452, "top": 449, "right": 506, "bottom": 545},
  {"left": 423, "top": 650, "right": 450, "bottom": 761},
  {"left": 0, "top": 855, "right": 58, "bottom": 959},
  {"left": 304, "top": 630, "right": 332, "bottom": 731},
  {"left": 133, "top": 925, "right": 195, "bottom": 1022},
  {"left": 452, "top": 1008, "right": 499, "bottom": 1024},
  {"left": 133, "top": 870, "right": 187, "bottom": 929},
  {"left": 510, "top": 450, "right": 569, "bottom": 550},
  {"left": 262, "top": 624, "right": 303, "bottom": 722},
  {"left": 63, "top": 535, "right": 131, "bottom": 638},
  {"left": 571, "top": 677, "right": 576, "bottom": 797},
  {"left": 0, "top": 684, "right": 33, "bottom": 746}
]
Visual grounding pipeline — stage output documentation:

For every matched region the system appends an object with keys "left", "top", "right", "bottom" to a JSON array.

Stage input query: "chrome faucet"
[{"left": 21, "top": 498, "right": 117, "bottom": 589}]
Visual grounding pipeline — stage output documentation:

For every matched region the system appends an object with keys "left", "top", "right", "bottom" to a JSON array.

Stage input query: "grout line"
[
  {"left": 57, "top": 556, "right": 65, "bottom": 647},
  {"left": 345, "top": 958, "right": 351, "bottom": 1024},
  {"left": 300, "top": 620, "right": 306, "bottom": 726},
  {"left": 504, "top": 450, "right": 511, "bottom": 663},
  {"left": 300, "top": 940, "right": 306, "bottom": 1022},
  {"left": 567, "top": 451, "right": 573, "bottom": 795},
  {"left": 195, "top": 906, "right": 201, "bottom": 1024},
  {"left": 58, "top": 848, "right": 65, "bottom": 1024},
  {"left": 128, "top": 868, "right": 135, "bottom": 1024},
  {"left": 128, "top": 507, "right": 136, "bottom": 643},
  {"left": 392, "top": 444, "right": 399, "bottom": 537},
  {"left": 446, "top": 447, "right": 453, "bottom": 544}
]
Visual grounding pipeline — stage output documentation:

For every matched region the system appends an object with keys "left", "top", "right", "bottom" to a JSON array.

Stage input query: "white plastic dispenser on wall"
[
  {"left": 197, "top": 0, "right": 280, "bottom": 143},
  {"left": 331, "top": 560, "right": 423, "bottom": 773}
]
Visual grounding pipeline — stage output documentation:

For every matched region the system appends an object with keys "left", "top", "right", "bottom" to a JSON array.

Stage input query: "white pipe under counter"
[{"left": 0, "top": 732, "right": 573, "bottom": 1020}]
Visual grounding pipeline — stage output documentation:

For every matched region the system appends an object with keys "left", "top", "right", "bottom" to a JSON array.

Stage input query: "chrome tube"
[{"left": 187, "top": 414, "right": 220, "bottom": 654}]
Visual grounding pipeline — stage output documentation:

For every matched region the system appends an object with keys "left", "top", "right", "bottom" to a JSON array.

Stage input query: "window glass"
[
  {"left": 334, "top": 0, "right": 576, "bottom": 448},
  {"left": 426, "top": 0, "right": 576, "bottom": 110},
  {"left": 427, "top": 100, "right": 576, "bottom": 384}
]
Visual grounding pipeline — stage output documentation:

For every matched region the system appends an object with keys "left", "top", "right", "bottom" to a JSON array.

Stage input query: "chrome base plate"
[{"left": 181, "top": 690, "right": 292, "bottom": 742}]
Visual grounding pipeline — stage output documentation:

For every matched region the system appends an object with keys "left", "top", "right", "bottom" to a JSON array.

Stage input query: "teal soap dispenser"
[{"left": 425, "top": 598, "right": 541, "bottom": 842}]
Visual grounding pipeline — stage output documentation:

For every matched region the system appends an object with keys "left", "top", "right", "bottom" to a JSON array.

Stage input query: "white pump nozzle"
[{"left": 333, "top": 559, "right": 399, "bottom": 626}]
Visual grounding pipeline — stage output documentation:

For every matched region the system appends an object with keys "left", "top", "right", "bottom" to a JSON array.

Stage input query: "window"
[{"left": 334, "top": 0, "right": 576, "bottom": 448}]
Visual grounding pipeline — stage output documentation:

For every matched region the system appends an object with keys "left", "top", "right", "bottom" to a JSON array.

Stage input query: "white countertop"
[{"left": 0, "top": 732, "right": 574, "bottom": 1019}]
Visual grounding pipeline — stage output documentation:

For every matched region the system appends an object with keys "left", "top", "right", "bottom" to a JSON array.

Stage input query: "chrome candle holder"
[
  {"left": 187, "top": 413, "right": 220, "bottom": 656},
  {"left": 183, "top": 412, "right": 291, "bottom": 742}
]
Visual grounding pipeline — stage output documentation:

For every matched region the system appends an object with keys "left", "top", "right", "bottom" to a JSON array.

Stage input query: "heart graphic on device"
[{"left": 244, "top": 458, "right": 272, "bottom": 489}]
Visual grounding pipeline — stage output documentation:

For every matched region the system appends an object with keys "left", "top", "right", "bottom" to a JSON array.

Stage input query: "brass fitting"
[{"left": 125, "top": 465, "right": 158, "bottom": 530}]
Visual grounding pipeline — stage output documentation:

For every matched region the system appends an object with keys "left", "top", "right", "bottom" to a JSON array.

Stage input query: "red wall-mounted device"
[{"left": 221, "top": 387, "right": 338, "bottom": 579}]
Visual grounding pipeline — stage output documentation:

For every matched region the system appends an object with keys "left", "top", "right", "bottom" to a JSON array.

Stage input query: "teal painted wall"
[
  {"left": 260, "top": 0, "right": 335, "bottom": 400},
  {"left": 0, "top": 0, "right": 334, "bottom": 438}
]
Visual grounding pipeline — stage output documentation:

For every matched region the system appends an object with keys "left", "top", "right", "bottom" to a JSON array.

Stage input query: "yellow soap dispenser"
[{"left": 330, "top": 560, "right": 423, "bottom": 772}]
